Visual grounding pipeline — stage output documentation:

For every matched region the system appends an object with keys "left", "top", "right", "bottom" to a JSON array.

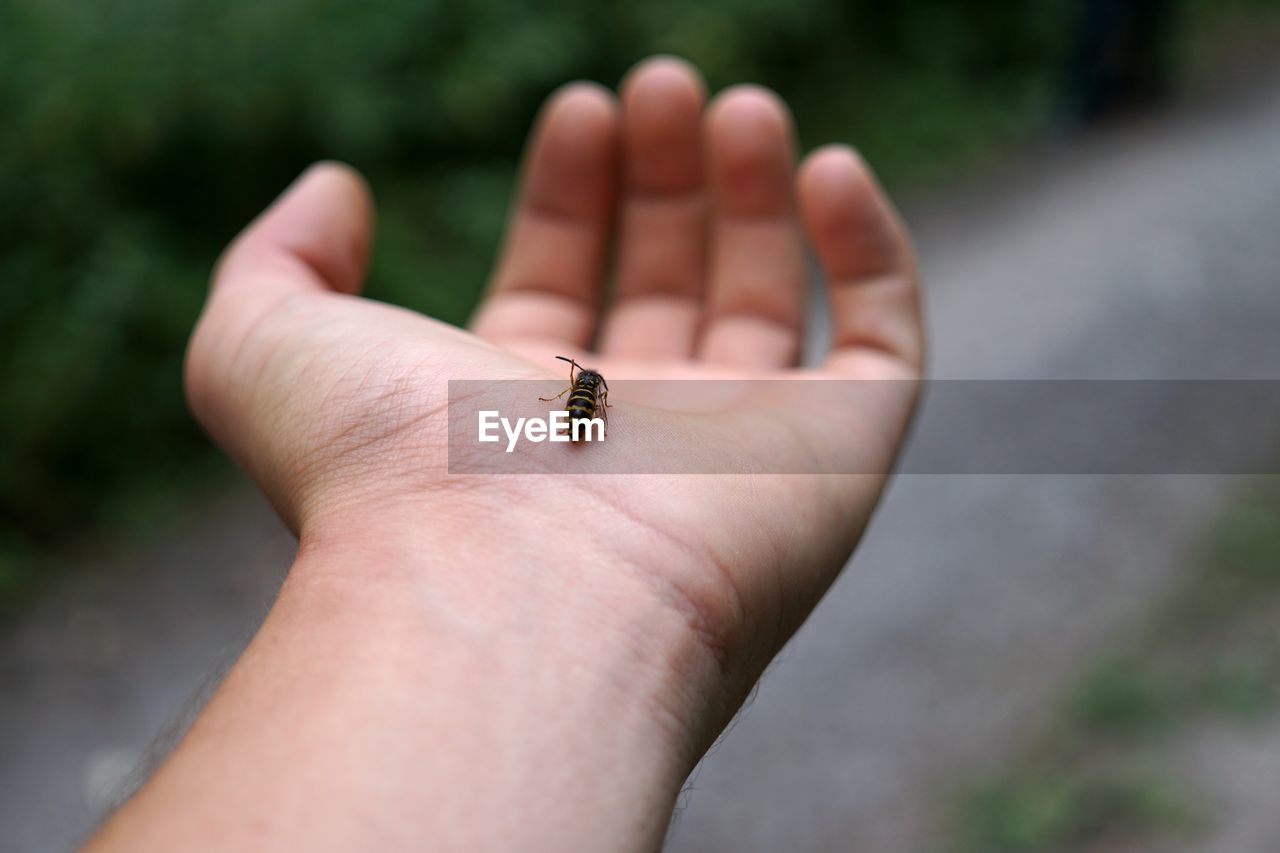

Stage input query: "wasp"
[{"left": 540, "top": 355, "right": 610, "bottom": 436}]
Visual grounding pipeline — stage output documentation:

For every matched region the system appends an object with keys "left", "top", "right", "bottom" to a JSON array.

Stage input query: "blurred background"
[{"left": 2, "top": 0, "right": 1280, "bottom": 850}]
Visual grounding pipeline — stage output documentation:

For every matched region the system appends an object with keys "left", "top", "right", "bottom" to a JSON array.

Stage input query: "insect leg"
[{"left": 539, "top": 386, "right": 572, "bottom": 402}]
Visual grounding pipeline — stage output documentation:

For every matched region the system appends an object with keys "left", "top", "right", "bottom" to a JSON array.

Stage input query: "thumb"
[
  {"left": 213, "top": 160, "right": 375, "bottom": 300},
  {"left": 185, "top": 162, "right": 375, "bottom": 492},
  {"left": 187, "top": 160, "right": 375, "bottom": 404}
]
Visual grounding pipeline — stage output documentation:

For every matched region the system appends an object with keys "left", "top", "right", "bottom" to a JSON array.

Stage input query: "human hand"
[{"left": 145, "top": 56, "right": 921, "bottom": 851}]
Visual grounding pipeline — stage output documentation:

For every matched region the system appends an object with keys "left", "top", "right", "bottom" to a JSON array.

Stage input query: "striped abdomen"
[{"left": 567, "top": 385, "right": 598, "bottom": 420}]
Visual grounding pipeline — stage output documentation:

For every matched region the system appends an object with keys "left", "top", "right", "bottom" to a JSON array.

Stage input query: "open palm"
[{"left": 186, "top": 57, "right": 922, "bottom": 717}]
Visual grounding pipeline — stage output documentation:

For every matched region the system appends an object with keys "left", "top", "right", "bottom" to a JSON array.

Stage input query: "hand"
[{"left": 105, "top": 57, "right": 922, "bottom": 851}]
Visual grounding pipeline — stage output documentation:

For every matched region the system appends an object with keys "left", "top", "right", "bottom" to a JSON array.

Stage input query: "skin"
[{"left": 86, "top": 57, "right": 922, "bottom": 852}]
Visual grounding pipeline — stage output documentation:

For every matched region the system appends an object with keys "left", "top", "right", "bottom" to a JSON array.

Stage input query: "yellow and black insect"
[{"left": 540, "top": 356, "right": 610, "bottom": 436}]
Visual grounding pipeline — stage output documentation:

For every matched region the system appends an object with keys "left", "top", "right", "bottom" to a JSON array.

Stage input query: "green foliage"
[
  {"left": 1066, "top": 651, "right": 1280, "bottom": 741},
  {"left": 1066, "top": 657, "right": 1176, "bottom": 738},
  {"left": 0, "top": 0, "right": 1076, "bottom": 589},
  {"left": 957, "top": 773, "right": 1197, "bottom": 853},
  {"left": 1164, "top": 494, "right": 1280, "bottom": 629}
]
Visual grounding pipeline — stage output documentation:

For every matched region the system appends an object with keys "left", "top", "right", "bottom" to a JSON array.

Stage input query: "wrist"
[
  {"left": 300, "top": 483, "right": 741, "bottom": 705},
  {"left": 282, "top": 493, "right": 725, "bottom": 848}
]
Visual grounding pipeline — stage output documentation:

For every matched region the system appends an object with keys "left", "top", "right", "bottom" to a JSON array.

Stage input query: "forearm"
[{"left": 87, "top": 528, "right": 715, "bottom": 852}]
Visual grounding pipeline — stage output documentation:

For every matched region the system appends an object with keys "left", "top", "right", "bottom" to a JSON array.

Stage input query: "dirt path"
[{"left": 3, "top": 77, "right": 1280, "bottom": 853}]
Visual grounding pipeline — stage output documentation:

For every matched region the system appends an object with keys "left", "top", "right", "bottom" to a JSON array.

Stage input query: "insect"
[{"left": 540, "top": 356, "right": 610, "bottom": 436}]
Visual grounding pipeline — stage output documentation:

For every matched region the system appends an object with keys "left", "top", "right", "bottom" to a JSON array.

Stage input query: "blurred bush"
[{"left": 6, "top": 0, "right": 1219, "bottom": 595}]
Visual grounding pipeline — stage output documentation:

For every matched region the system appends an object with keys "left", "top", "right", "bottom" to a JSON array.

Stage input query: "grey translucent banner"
[{"left": 446, "top": 380, "right": 1280, "bottom": 475}]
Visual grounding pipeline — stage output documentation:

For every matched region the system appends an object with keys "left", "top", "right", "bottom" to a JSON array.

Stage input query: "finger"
[
  {"left": 213, "top": 161, "right": 375, "bottom": 301},
  {"left": 470, "top": 83, "right": 620, "bottom": 349},
  {"left": 796, "top": 145, "right": 922, "bottom": 373},
  {"left": 599, "top": 56, "right": 708, "bottom": 359},
  {"left": 697, "top": 86, "right": 807, "bottom": 370}
]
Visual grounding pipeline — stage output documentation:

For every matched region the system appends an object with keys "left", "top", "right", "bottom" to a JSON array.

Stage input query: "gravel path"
[{"left": 3, "top": 76, "right": 1279, "bottom": 853}]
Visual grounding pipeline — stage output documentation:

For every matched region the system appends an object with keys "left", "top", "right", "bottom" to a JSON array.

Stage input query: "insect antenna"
[{"left": 554, "top": 355, "right": 581, "bottom": 380}]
